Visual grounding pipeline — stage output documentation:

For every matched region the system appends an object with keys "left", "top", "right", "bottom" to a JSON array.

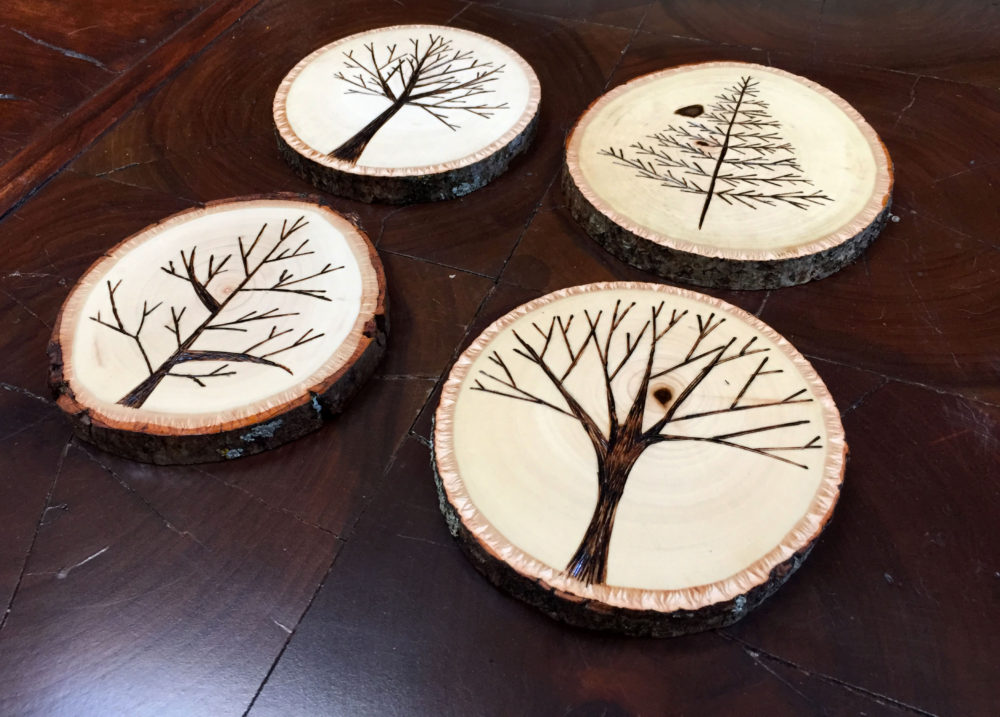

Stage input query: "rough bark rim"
[
  {"left": 564, "top": 60, "right": 894, "bottom": 264},
  {"left": 433, "top": 282, "right": 846, "bottom": 615},
  {"left": 49, "top": 194, "right": 386, "bottom": 438},
  {"left": 273, "top": 24, "right": 541, "bottom": 179}
]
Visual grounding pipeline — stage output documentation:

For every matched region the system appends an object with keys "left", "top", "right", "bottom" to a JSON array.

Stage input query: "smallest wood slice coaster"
[
  {"left": 274, "top": 25, "right": 541, "bottom": 203},
  {"left": 434, "top": 282, "right": 846, "bottom": 636},
  {"left": 564, "top": 62, "right": 893, "bottom": 289},
  {"left": 49, "top": 197, "right": 387, "bottom": 465}
]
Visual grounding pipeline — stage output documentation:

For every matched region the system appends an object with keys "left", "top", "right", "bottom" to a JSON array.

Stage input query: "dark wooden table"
[{"left": 1, "top": 1, "right": 997, "bottom": 715}]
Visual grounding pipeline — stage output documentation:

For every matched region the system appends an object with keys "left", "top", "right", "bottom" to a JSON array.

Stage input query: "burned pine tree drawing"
[
  {"left": 88, "top": 216, "right": 340, "bottom": 409},
  {"left": 601, "top": 75, "right": 832, "bottom": 229},
  {"left": 330, "top": 33, "right": 508, "bottom": 164},
  {"left": 470, "top": 299, "right": 822, "bottom": 586}
]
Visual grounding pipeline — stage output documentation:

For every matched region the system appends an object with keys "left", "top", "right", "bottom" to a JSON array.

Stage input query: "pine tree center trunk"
[
  {"left": 330, "top": 99, "right": 406, "bottom": 165},
  {"left": 565, "top": 438, "right": 645, "bottom": 585},
  {"left": 698, "top": 79, "right": 751, "bottom": 229}
]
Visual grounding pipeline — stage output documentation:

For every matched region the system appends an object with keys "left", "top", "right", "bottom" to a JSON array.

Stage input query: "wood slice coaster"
[
  {"left": 564, "top": 62, "right": 893, "bottom": 289},
  {"left": 49, "top": 197, "right": 387, "bottom": 465},
  {"left": 274, "top": 25, "right": 541, "bottom": 204},
  {"left": 434, "top": 282, "right": 845, "bottom": 636}
]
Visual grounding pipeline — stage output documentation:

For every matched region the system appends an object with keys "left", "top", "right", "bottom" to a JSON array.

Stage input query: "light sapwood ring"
[
  {"left": 274, "top": 25, "right": 541, "bottom": 203},
  {"left": 564, "top": 62, "right": 893, "bottom": 289},
  {"left": 49, "top": 196, "right": 387, "bottom": 464},
  {"left": 434, "top": 282, "right": 845, "bottom": 635}
]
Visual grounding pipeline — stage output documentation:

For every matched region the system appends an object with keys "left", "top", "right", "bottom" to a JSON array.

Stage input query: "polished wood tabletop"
[{"left": 1, "top": 1, "right": 997, "bottom": 715}]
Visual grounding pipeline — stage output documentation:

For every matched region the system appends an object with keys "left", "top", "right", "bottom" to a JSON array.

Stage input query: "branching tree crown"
[
  {"left": 471, "top": 297, "right": 822, "bottom": 585},
  {"left": 330, "top": 33, "right": 508, "bottom": 164},
  {"left": 601, "top": 75, "right": 833, "bottom": 229},
  {"left": 89, "top": 216, "right": 341, "bottom": 409}
]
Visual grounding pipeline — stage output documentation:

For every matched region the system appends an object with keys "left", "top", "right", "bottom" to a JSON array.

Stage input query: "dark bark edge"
[
  {"left": 431, "top": 419, "right": 830, "bottom": 637},
  {"left": 276, "top": 110, "right": 538, "bottom": 204},
  {"left": 562, "top": 162, "right": 892, "bottom": 291}
]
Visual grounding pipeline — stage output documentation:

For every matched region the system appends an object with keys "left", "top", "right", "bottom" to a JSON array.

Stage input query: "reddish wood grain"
[
  {"left": 0, "top": 0, "right": 996, "bottom": 714},
  {"left": 0, "top": 0, "right": 261, "bottom": 218},
  {"left": 0, "top": 437, "right": 341, "bottom": 716},
  {"left": 641, "top": 0, "right": 1000, "bottom": 86}
]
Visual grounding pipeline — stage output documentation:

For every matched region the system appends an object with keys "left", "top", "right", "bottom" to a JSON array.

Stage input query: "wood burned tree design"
[
  {"left": 601, "top": 76, "right": 832, "bottom": 229},
  {"left": 471, "top": 299, "right": 822, "bottom": 586},
  {"left": 330, "top": 33, "right": 508, "bottom": 164},
  {"left": 88, "top": 216, "right": 341, "bottom": 408}
]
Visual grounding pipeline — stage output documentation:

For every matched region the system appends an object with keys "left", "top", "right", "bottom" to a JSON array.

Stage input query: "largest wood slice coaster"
[
  {"left": 434, "top": 282, "right": 845, "bottom": 636},
  {"left": 274, "top": 25, "right": 541, "bottom": 203},
  {"left": 49, "top": 197, "right": 387, "bottom": 465},
  {"left": 564, "top": 62, "right": 893, "bottom": 289}
]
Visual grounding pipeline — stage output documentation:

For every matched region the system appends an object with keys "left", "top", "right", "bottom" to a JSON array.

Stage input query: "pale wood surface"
[
  {"left": 49, "top": 197, "right": 386, "bottom": 463},
  {"left": 565, "top": 61, "right": 893, "bottom": 288},
  {"left": 274, "top": 24, "right": 541, "bottom": 202},
  {"left": 435, "top": 282, "right": 844, "bottom": 634}
]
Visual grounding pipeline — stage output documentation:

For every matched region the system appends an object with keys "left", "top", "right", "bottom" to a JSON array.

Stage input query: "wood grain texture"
[
  {"left": 274, "top": 24, "right": 541, "bottom": 203},
  {"left": 564, "top": 61, "right": 893, "bottom": 289},
  {"left": 0, "top": 0, "right": 262, "bottom": 219},
  {"left": 0, "top": 0, "right": 997, "bottom": 714},
  {"left": 48, "top": 197, "right": 387, "bottom": 464},
  {"left": 434, "top": 282, "right": 845, "bottom": 634}
]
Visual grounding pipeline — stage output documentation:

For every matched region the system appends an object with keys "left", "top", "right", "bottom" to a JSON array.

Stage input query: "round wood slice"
[
  {"left": 434, "top": 282, "right": 845, "bottom": 636},
  {"left": 274, "top": 25, "right": 541, "bottom": 204},
  {"left": 564, "top": 62, "right": 893, "bottom": 289},
  {"left": 48, "top": 196, "right": 387, "bottom": 465}
]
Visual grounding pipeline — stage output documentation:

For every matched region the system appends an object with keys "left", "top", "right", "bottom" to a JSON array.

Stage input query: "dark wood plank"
[
  {"left": 0, "top": 0, "right": 997, "bottom": 714},
  {"left": 0, "top": 27, "right": 113, "bottom": 163},
  {"left": 501, "top": 205, "right": 770, "bottom": 315},
  {"left": 247, "top": 437, "right": 914, "bottom": 717},
  {"left": 376, "top": 5, "right": 635, "bottom": 276},
  {"left": 193, "top": 377, "right": 435, "bottom": 534},
  {"left": 0, "top": 0, "right": 261, "bottom": 218},
  {"left": 725, "top": 380, "right": 1000, "bottom": 716},
  {"left": 641, "top": 1, "right": 824, "bottom": 57},
  {"left": 642, "top": 0, "right": 1000, "bottom": 86},
  {"left": 70, "top": 0, "right": 471, "bottom": 176},
  {"left": 759, "top": 208, "right": 1000, "bottom": 406},
  {"left": 467, "top": 0, "right": 650, "bottom": 29},
  {"left": 812, "top": 1, "right": 1000, "bottom": 86},
  {"left": 0, "top": 394, "right": 67, "bottom": 617},
  {"left": 0, "top": 436, "right": 340, "bottom": 716},
  {"left": 378, "top": 253, "right": 495, "bottom": 377},
  {"left": 0, "top": 172, "right": 196, "bottom": 396},
  {"left": 1, "top": 1, "right": 212, "bottom": 72}
]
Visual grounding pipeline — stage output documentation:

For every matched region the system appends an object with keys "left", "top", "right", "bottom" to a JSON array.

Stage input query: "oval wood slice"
[
  {"left": 274, "top": 24, "right": 541, "bottom": 203},
  {"left": 564, "top": 62, "right": 893, "bottom": 289},
  {"left": 48, "top": 197, "right": 387, "bottom": 464},
  {"left": 434, "top": 282, "right": 846, "bottom": 636}
]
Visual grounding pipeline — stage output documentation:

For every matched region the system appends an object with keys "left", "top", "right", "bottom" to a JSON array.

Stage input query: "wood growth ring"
[
  {"left": 564, "top": 61, "right": 893, "bottom": 289},
  {"left": 274, "top": 24, "right": 541, "bottom": 203},
  {"left": 49, "top": 197, "right": 387, "bottom": 464},
  {"left": 434, "top": 282, "right": 846, "bottom": 636}
]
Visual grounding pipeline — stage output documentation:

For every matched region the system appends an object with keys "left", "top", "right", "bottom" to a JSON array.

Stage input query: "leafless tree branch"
[
  {"left": 88, "top": 217, "right": 337, "bottom": 408},
  {"left": 474, "top": 302, "right": 819, "bottom": 471},
  {"left": 89, "top": 280, "right": 161, "bottom": 374},
  {"left": 602, "top": 74, "right": 832, "bottom": 227}
]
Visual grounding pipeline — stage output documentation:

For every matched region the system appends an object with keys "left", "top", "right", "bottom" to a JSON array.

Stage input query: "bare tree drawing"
[
  {"left": 89, "top": 216, "right": 341, "bottom": 408},
  {"left": 330, "top": 33, "right": 508, "bottom": 164},
  {"left": 471, "top": 300, "right": 821, "bottom": 585},
  {"left": 601, "top": 76, "right": 833, "bottom": 229}
]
